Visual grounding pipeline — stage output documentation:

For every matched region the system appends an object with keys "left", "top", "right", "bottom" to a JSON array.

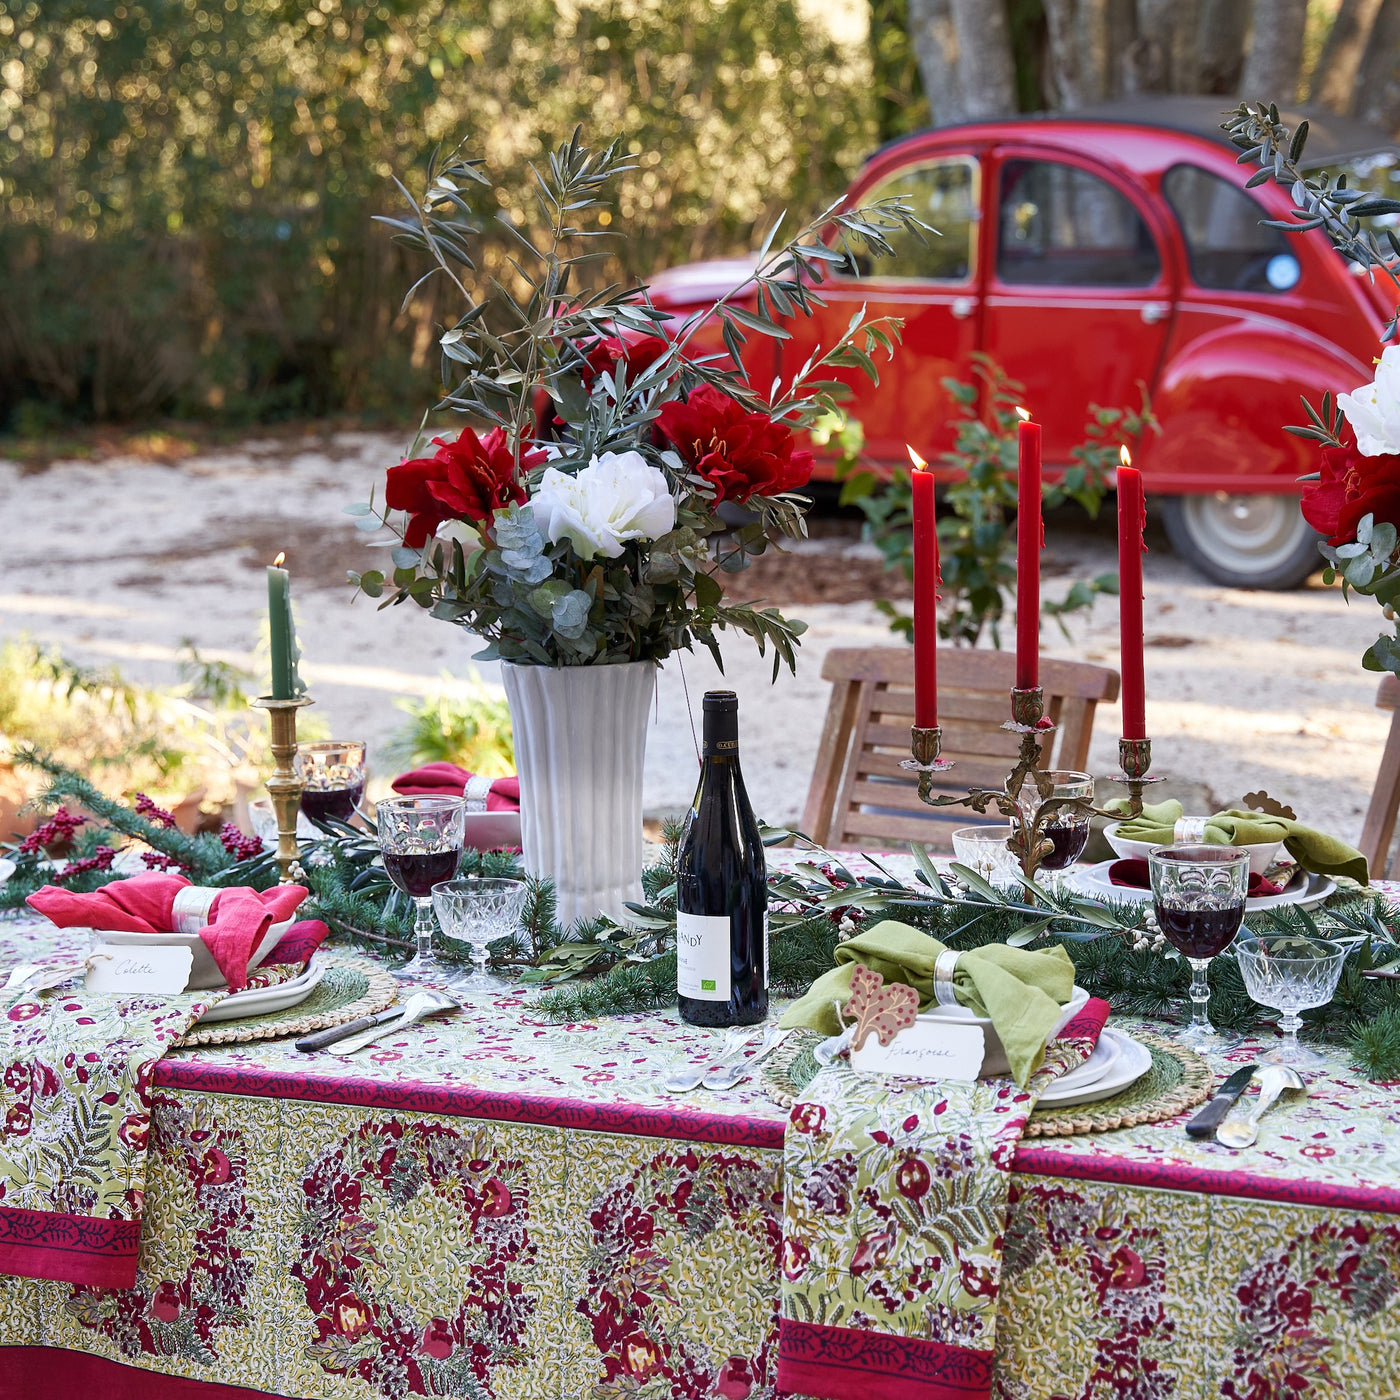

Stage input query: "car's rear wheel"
[{"left": 1160, "top": 492, "right": 1322, "bottom": 590}]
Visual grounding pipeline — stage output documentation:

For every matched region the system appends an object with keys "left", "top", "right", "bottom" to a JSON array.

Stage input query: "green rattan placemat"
[
  {"left": 177, "top": 954, "right": 398, "bottom": 1047},
  {"left": 762, "top": 1028, "right": 1212, "bottom": 1138}
]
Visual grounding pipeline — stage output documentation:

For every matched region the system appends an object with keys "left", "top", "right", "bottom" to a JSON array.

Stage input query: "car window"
[
  {"left": 852, "top": 158, "right": 978, "bottom": 281},
  {"left": 997, "top": 159, "right": 1160, "bottom": 287},
  {"left": 1163, "top": 164, "right": 1298, "bottom": 293}
]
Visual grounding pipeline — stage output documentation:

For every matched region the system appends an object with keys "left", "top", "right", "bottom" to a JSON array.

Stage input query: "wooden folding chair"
[
  {"left": 801, "top": 646, "right": 1121, "bottom": 851},
  {"left": 1359, "top": 673, "right": 1400, "bottom": 879}
]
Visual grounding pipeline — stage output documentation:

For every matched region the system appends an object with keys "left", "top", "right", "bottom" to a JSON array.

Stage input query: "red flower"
[
  {"left": 781, "top": 1237, "right": 810, "bottom": 1281},
  {"left": 621, "top": 1333, "right": 663, "bottom": 1379},
  {"left": 385, "top": 428, "right": 543, "bottom": 548},
  {"left": 6, "top": 1003, "right": 41, "bottom": 1022},
  {"left": 1300, "top": 429, "right": 1400, "bottom": 546},
  {"left": 894, "top": 1156, "right": 931, "bottom": 1201},
  {"left": 117, "top": 1115, "right": 149, "bottom": 1152},
  {"left": 850, "top": 1227, "right": 895, "bottom": 1276},
  {"left": 958, "top": 1257, "right": 998, "bottom": 1299},
  {"left": 1104, "top": 1246, "right": 1147, "bottom": 1291},
  {"left": 333, "top": 1295, "right": 373, "bottom": 1339},
  {"left": 656, "top": 386, "right": 814, "bottom": 504},
  {"left": 480, "top": 1175, "right": 513, "bottom": 1218},
  {"left": 790, "top": 1103, "right": 826, "bottom": 1135},
  {"left": 150, "top": 1281, "right": 182, "bottom": 1323},
  {"left": 5, "top": 1103, "right": 31, "bottom": 1136},
  {"left": 578, "top": 334, "right": 669, "bottom": 395},
  {"left": 419, "top": 1317, "right": 455, "bottom": 1360},
  {"left": 198, "top": 1148, "right": 231, "bottom": 1185},
  {"left": 716, "top": 1357, "right": 754, "bottom": 1399}
]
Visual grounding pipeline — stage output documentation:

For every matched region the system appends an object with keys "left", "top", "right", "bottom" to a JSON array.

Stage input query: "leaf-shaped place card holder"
[{"left": 838, "top": 965, "right": 986, "bottom": 1082}]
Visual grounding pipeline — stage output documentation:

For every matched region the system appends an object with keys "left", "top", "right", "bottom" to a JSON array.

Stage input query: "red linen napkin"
[
  {"left": 263, "top": 918, "right": 331, "bottom": 967},
  {"left": 1107, "top": 857, "right": 1282, "bottom": 898},
  {"left": 390, "top": 762, "right": 520, "bottom": 811},
  {"left": 27, "top": 875, "right": 309, "bottom": 991}
]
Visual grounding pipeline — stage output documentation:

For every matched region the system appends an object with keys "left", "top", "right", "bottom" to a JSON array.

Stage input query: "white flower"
[
  {"left": 1339, "top": 346, "right": 1400, "bottom": 456},
  {"left": 530, "top": 450, "right": 676, "bottom": 560}
]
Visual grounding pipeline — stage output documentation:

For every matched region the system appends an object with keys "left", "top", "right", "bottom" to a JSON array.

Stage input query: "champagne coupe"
[
  {"left": 1234, "top": 933, "right": 1348, "bottom": 1069},
  {"left": 1148, "top": 844, "right": 1250, "bottom": 1049},
  {"left": 431, "top": 878, "right": 529, "bottom": 997},
  {"left": 296, "top": 740, "right": 368, "bottom": 824},
  {"left": 377, "top": 796, "right": 467, "bottom": 982},
  {"left": 1014, "top": 770, "right": 1095, "bottom": 870}
]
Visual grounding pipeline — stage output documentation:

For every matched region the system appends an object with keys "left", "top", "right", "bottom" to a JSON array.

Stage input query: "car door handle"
[
  {"left": 1140, "top": 301, "right": 1169, "bottom": 325},
  {"left": 950, "top": 296, "right": 975, "bottom": 320}
]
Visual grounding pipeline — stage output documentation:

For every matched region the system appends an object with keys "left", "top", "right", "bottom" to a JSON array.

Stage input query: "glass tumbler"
[
  {"left": 1235, "top": 933, "right": 1348, "bottom": 1069},
  {"left": 296, "top": 740, "right": 368, "bottom": 825},
  {"left": 1148, "top": 844, "right": 1250, "bottom": 1049}
]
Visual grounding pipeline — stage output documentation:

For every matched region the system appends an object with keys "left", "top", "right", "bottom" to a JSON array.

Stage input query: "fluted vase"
[{"left": 500, "top": 660, "right": 655, "bottom": 928}]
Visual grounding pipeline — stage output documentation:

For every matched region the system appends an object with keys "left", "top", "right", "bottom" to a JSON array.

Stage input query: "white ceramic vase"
[{"left": 500, "top": 659, "right": 655, "bottom": 928}]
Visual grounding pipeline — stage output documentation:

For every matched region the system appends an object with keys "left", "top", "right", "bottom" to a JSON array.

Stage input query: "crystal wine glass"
[
  {"left": 432, "top": 878, "right": 529, "bottom": 997},
  {"left": 1013, "top": 770, "right": 1095, "bottom": 871},
  {"left": 950, "top": 826, "right": 1021, "bottom": 888},
  {"left": 296, "top": 740, "right": 368, "bottom": 825},
  {"left": 376, "top": 796, "right": 467, "bottom": 982},
  {"left": 1148, "top": 844, "right": 1250, "bottom": 1049},
  {"left": 1234, "top": 933, "right": 1348, "bottom": 1069}
]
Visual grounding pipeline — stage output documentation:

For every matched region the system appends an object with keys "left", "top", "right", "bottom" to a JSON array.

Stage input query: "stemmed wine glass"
[
  {"left": 296, "top": 741, "right": 368, "bottom": 825},
  {"left": 377, "top": 795, "right": 467, "bottom": 982},
  {"left": 1013, "top": 770, "right": 1095, "bottom": 871},
  {"left": 1148, "top": 844, "right": 1250, "bottom": 1049},
  {"left": 1235, "top": 933, "right": 1348, "bottom": 1069},
  {"left": 432, "top": 878, "right": 529, "bottom": 997}
]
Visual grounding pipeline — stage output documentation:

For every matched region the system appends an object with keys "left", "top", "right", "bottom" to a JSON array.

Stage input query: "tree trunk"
[
  {"left": 1043, "top": 0, "right": 1091, "bottom": 107},
  {"left": 1355, "top": 0, "right": 1400, "bottom": 135},
  {"left": 908, "top": 0, "right": 969, "bottom": 125},
  {"left": 1238, "top": 0, "right": 1309, "bottom": 105},
  {"left": 1192, "top": 0, "right": 1250, "bottom": 94},
  {"left": 949, "top": 0, "right": 1017, "bottom": 118},
  {"left": 1310, "top": 0, "right": 1384, "bottom": 113}
]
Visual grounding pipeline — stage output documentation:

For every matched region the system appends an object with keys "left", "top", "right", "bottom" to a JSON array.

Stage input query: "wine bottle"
[{"left": 676, "top": 690, "right": 768, "bottom": 1027}]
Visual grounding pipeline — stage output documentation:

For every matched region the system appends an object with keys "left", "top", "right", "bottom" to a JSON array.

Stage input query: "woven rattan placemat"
[
  {"left": 762, "top": 1028, "right": 1212, "bottom": 1138},
  {"left": 177, "top": 954, "right": 398, "bottom": 1047}
]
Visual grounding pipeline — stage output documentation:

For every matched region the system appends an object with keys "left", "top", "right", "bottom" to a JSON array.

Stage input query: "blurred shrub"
[
  {"left": 0, "top": 0, "right": 874, "bottom": 428},
  {"left": 385, "top": 674, "right": 514, "bottom": 776}
]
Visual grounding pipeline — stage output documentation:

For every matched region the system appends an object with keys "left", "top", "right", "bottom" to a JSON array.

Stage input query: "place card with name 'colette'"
[{"left": 85, "top": 943, "right": 194, "bottom": 995}]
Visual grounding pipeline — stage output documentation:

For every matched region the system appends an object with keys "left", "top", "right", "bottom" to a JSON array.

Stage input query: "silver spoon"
[
  {"left": 1216, "top": 1065, "right": 1306, "bottom": 1149},
  {"left": 663, "top": 1025, "right": 758, "bottom": 1093},
  {"left": 328, "top": 988, "right": 458, "bottom": 1057},
  {"left": 703, "top": 1024, "right": 793, "bottom": 1090}
]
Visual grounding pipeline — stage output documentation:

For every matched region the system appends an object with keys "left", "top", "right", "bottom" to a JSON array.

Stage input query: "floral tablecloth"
[{"left": 4, "top": 912, "right": 1400, "bottom": 1399}]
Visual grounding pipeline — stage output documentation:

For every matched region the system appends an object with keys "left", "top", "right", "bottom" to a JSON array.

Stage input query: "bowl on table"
[
  {"left": 85, "top": 919, "right": 293, "bottom": 990},
  {"left": 1103, "top": 822, "right": 1284, "bottom": 877},
  {"left": 461, "top": 810, "right": 522, "bottom": 852}
]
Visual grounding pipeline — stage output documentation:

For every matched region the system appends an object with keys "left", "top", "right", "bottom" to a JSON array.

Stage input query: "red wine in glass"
[
  {"left": 300, "top": 780, "right": 365, "bottom": 824},
  {"left": 384, "top": 848, "right": 462, "bottom": 899},
  {"left": 1039, "top": 820, "right": 1090, "bottom": 871},
  {"left": 1155, "top": 900, "right": 1246, "bottom": 958}
]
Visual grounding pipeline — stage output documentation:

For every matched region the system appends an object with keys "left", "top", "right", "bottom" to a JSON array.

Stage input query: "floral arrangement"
[
  {"left": 349, "top": 132, "right": 922, "bottom": 674},
  {"left": 1226, "top": 104, "right": 1400, "bottom": 675}
]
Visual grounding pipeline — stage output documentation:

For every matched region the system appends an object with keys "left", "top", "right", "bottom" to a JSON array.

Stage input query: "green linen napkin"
[
  {"left": 1106, "top": 798, "right": 1368, "bottom": 884},
  {"left": 778, "top": 919, "right": 1075, "bottom": 1087}
]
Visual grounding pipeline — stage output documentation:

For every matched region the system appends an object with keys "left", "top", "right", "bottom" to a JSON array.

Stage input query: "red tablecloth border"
[{"left": 0, "top": 1346, "right": 308, "bottom": 1399}]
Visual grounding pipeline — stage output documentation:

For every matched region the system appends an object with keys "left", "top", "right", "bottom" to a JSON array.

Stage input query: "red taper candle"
[
  {"left": 909, "top": 446, "right": 939, "bottom": 727},
  {"left": 1014, "top": 408, "right": 1042, "bottom": 691},
  {"left": 1117, "top": 446, "right": 1147, "bottom": 741}
]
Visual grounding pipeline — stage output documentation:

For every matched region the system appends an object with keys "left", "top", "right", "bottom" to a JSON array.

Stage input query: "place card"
[
  {"left": 85, "top": 943, "right": 193, "bottom": 996},
  {"left": 849, "top": 1020, "right": 985, "bottom": 1081}
]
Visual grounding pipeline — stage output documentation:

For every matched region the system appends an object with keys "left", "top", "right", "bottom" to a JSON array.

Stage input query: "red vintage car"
[{"left": 644, "top": 97, "right": 1400, "bottom": 589}]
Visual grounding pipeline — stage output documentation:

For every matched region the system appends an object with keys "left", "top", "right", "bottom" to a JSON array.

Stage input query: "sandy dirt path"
[{"left": 0, "top": 430, "right": 1391, "bottom": 849}]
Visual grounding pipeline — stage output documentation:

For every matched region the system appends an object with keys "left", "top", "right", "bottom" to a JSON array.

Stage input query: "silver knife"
[
  {"left": 1185, "top": 1064, "right": 1258, "bottom": 1140},
  {"left": 296, "top": 1006, "right": 403, "bottom": 1053}
]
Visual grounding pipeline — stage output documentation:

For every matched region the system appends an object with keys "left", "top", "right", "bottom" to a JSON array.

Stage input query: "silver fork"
[
  {"left": 702, "top": 1023, "right": 793, "bottom": 1091},
  {"left": 663, "top": 1025, "right": 758, "bottom": 1093}
]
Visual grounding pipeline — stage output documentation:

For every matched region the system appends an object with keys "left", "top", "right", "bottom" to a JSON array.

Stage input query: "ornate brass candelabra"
[
  {"left": 251, "top": 694, "right": 314, "bottom": 883},
  {"left": 903, "top": 686, "right": 1161, "bottom": 884}
]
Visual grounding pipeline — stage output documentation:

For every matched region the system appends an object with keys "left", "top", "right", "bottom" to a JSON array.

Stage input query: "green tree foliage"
[{"left": 0, "top": 0, "right": 876, "bottom": 426}]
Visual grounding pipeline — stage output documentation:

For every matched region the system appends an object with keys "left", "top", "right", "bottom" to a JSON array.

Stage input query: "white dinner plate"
[
  {"left": 1037, "top": 1028, "right": 1152, "bottom": 1107},
  {"left": 1047, "top": 1032, "right": 1121, "bottom": 1094},
  {"left": 1064, "top": 861, "right": 1335, "bottom": 913},
  {"left": 193, "top": 961, "right": 324, "bottom": 1025}
]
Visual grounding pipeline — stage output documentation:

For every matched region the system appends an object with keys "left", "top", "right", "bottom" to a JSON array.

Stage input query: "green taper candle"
[{"left": 267, "top": 552, "right": 301, "bottom": 699}]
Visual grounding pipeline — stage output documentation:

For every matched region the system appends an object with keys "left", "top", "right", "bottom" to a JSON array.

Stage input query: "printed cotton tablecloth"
[{"left": 5, "top": 913, "right": 1400, "bottom": 1399}]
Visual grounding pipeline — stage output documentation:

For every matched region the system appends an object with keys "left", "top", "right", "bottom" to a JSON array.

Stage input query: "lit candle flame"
[
  {"left": 906, "top": 445, "right": 929, "bottom": 472},
  {"left": 273, "top": 551, "right": 286, "bottom": 567},
  {"left": 1015, "top": 406, "right": 1031, "bottom": 422},
  {"left": 1119, "top": 445, "right": 1131, "bottom": 468}
]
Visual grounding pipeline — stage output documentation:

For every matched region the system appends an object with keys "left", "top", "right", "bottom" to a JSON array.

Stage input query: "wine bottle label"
[{"left": 676, "top": 912, "right": 732, "bottom": 1001}]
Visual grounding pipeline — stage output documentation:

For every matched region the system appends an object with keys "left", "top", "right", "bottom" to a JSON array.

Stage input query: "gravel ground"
[{"left": 0, "top": 430, "right": 1391, "bottom": 847}]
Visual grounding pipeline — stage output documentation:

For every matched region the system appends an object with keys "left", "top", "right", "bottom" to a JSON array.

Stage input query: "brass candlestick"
[
  {"left": 251, "top": 694, "right": 314, "bottom": 883},
  {"left": 902, "top": 687, "right": 1161, "bottom": 885}
]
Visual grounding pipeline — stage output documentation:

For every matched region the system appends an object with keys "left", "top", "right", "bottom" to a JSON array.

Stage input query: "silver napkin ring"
[
  {"left": 171, "top": 886, "right": 219, "bottom": 934},
  {"left": 463, "top": 774, "right": 493, "bottom": 814},
  {"left": 1174, "top": 816, "right": 1209, "bottom": 843},
  {"left": 933, "top": 948, "right": 962, "bottom": 1007}
]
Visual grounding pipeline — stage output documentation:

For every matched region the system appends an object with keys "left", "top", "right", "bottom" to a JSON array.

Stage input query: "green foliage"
[
  {"left": 385, "top": 675, "right": 514, "bottom": 774},
  {"left": 0, "top": 0, "right": 878, "bottom": 427},
  {"left": 836, "top": 355, "right": 1157, "bottom": 647}
]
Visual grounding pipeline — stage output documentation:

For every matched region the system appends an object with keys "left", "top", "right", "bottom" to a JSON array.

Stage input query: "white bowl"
[
  {"left": 852, "top": 985, "right": 1091, "bottom": 1079},
  {"left": 1102, "top": 822, "right": 1284, "bottom": 877},
  {"left": 86, "top": 918, "right": 293, "bottom": 990},
  {"left": 462, "top": 811, "right": 522, "bottom": 851}
]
